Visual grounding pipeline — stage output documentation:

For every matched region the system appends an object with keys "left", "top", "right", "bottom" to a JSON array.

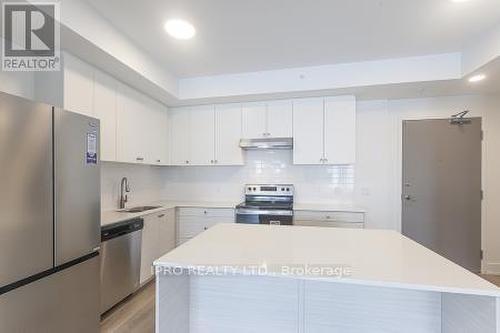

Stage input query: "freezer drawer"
[
  {"left": 0, "top": 254, "right": 100, "bottom": 333},
  {"left": 54, "top": 109, "right": 101, "bottom": 266},
  {"left": 0, "top": 92, "right": 54, "bottom": 288}
]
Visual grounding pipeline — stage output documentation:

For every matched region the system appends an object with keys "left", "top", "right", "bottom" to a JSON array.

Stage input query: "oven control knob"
[
  {"left": 286, "top": 188, "right": 290, "bottom": 191},
  {"left": 253, "top": 187, "right": 257, "bottom": 191},
  {"left": 281, "top": 188, "right": 285, "bottom": 191},
  {"left": 248, "top": 187, "right": 252, "bottom": 191}
]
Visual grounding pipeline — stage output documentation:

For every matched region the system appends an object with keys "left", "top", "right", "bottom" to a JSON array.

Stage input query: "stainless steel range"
[{"left": 236, "top": 184, "right": 294, "bottom": 225}]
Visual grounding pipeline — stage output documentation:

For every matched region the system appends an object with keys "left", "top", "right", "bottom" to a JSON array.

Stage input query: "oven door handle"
[{"left": 236, "top": 209, "right": 293, "bottom": 216}]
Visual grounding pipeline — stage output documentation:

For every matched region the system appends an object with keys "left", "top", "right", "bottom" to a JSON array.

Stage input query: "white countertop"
[
  {"left": 101, "top": 200, "right": 366, "bottom": 226},
  {"left": 101, "top": 200, "right": 238, "bottom": 226},
  {"left": 154, "top": 223, "right": 500, "bottom": 297}
]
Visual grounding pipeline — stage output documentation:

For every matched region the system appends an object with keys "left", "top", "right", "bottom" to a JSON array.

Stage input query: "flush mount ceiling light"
[
  {"left": 164, "top": 19, "right": 196, "bottom": 40},
  {"left": 468, "top": 74, "right": 486, "bottom": 83}
]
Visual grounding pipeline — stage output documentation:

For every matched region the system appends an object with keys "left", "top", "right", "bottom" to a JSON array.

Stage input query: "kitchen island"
[{"left": 154, "top": 224, "right": 500, "bottom": 333}]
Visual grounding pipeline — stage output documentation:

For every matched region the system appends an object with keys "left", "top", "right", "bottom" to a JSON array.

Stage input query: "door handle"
[{"left": 404, "top": 195, "right": 412, "bottom": 201}]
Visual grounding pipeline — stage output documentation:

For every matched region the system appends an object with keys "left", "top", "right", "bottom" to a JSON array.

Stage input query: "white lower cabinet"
[
  {"left": 294, "top": 210, "right": 365, "bottom": 229},
  {"left": 140, "top": 209, "right": 176, "bottom": 285},
  {"left": 176, "top": 208, "right": 235, "bottom": 246}
]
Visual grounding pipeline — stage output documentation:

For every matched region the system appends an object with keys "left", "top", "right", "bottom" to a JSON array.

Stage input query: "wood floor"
[
  {"left": 101, "top": 280, "right": 155, "bottom": 333},
  {"left": 100, "top": 275, "right": 500, "bottom": 333},
  {"left": 480, "top": 274, "right": 500, "bottom": 287}
]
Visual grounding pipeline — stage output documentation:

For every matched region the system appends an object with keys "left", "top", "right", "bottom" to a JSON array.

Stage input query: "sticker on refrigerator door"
[{"left": 86, "top": 132, "right": 98, "bottom": 164}]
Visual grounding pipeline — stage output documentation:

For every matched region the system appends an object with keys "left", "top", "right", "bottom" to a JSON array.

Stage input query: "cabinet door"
[
  {"left": 293, "top": 98, "right": 325, "bottom": 165},
  {"left": 216, "top": 103, "right": 243, "bottom": 165},
  {"left": 63, "top": 53, "right": 94, "bottom": 117},
  {"left": 93, "top": 69, "right": 117, "bottom": 162},
  {"left": 189, "top": 105, "right": 215, "bottom": 165},
  {"left": 116, "top": 83, "right": 145, "bottom": 163},
  {"left": 158, "top": 209, "right": 176, "bottom": 255},
  {"left": 169, "top": 108, "right": 190, "bottom": 165},
  {"left": 267, "top": 100, "right": 292, "bottom": 138},
  {"left": 147, "top": 99, "right": 168, "bottom": 165},
  {"left": 242, "top": 102, "right": 267, "bottom": 138},
  {"left": 140, "top": 214, "right": 160, "bottom": 284},
  {"left": 324, "top": 96, "right": 356, "bottom": 165}
]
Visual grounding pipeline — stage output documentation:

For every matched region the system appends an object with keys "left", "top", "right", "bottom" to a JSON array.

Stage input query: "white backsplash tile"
[{"left": 160, "top": 150, "right": 355, "bottom": 204}]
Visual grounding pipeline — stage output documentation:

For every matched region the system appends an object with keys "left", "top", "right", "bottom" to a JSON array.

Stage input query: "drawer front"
[
  {"left": 294, "top": 210, "right": 364, "bottom": 223},
  {"left": 177, "top": 216, "right": 235, "bottom": 240},
  {"left": 295, "top": 220, "right": 364, "bottom": 229},
  {"left": 178, "top": 207, "right": 235, "bottom": 218},
  {"left": 177, "top": 217, "right": 206, "bottom": 239}
]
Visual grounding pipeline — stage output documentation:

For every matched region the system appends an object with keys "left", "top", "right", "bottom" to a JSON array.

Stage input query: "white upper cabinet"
[
  {"left": 145, "top": 98, "right": 169, "bottom": 166},
  {"left": 93, "top": 69, "right": 117, "bottom": 162},
  {"left": 169, "top": 107, "right": 190, "bottom": 165},
  {"left": 324, "top": 96, "right": 356, "bottom": 165},
  {"left": 64, "top": 54, "right": 169, "bottom": 166},
  {"left": 293, "top": 95, "right": 356, "bottom": 165},
  {"left": 216, "top": 103, "right": 243, "bottom": 165},
  {"left": 242, "top": 100, "right": 293, "bottom": 139},
  {"left": 242, "top": 102, "right": 267, "bottom": 138},
  {"left": 116, "top": 82, "right": 150, "bottom": 164},
  {"left": 293, "top": 98, "right": 325, "bottom": 165},
  {"left": 189, "top": 105, "right": 216, "bottom": 166},
  {"left": 169, "top": 104, "right": 243, "bottom": 166},
  {"left": 267, "top": 100, "right": 293, "bottom": 138},
  {"left": 116, "top": 83, "right": 168, "bottom": 165},
  {"left": 64, "top": 54, "right": 94, "bottom": 117}
]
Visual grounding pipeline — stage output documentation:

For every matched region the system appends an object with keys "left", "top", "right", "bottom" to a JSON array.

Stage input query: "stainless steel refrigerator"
[{"left": 0, "top": 92, "right": 101, "bottom": 332}]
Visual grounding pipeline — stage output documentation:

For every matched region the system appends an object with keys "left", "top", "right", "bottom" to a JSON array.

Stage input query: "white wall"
[{"left": 0, "top": 71, "right": 34, "bottom": 100}]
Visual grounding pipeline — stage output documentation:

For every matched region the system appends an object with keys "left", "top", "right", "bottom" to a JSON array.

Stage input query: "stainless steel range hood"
[{"left": 239, "top": 137, "right": 293, "bottom": 150}]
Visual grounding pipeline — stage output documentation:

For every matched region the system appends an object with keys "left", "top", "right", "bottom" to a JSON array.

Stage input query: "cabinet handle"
[
  {"left": 210, "top": 160, "right": 214, "bottom": 164},
  {"left": 157, "top": 159, "right": 161, "bottom": 163},
  {"left": 136, "top": 157, "right": 144, "bottom": 161},
  {"left": 214, "top": 160, "right": 218, "bottom": 164},
  {"left": 185, "top": 160, "right": 189, "bottom": 164},
  {"left": 203, "top": 210, "right": 207, "bottom": 214},
  {"left": 203, "top": 227, "right": 208, "bottom": 230},
  {"left": 158, "top": 214, "right": 165, "bottom": 218}
]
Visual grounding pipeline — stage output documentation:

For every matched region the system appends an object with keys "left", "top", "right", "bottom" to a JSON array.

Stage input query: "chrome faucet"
[{"left": 119, "top": 177, "right": 130, "bottom": 209}]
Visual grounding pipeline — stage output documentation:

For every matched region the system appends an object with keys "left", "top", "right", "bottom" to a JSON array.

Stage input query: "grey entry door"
[{"left": 402, "top": 118, "right": 482, "bottom": 272}]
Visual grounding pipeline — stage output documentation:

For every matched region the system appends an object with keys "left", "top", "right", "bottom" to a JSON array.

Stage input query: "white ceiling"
[{"left": 86, "top": 0, "right": 500, "bottom": 78}]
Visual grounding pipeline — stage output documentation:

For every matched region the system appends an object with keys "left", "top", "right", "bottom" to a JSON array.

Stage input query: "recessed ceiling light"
[
  {"left": 468, "top": 74, "right": 486, "bottom": 83},
  {"left": 164, "top": 19, "right": 196, "bottom": 40}
]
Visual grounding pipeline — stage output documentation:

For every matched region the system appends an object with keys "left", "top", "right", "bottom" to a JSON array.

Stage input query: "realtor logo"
[{"left": 2, "top": 2, "right": 60, "bottom": 71}]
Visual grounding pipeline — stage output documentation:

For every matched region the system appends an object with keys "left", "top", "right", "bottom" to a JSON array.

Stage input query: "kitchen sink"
[{"left": 120, "top": 206, "right": 162, "bottom": 213}]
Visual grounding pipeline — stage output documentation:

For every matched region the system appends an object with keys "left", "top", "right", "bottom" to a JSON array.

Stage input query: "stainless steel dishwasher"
[{"left": 100, "top": 218, "right": 144, "bottom": 314}]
